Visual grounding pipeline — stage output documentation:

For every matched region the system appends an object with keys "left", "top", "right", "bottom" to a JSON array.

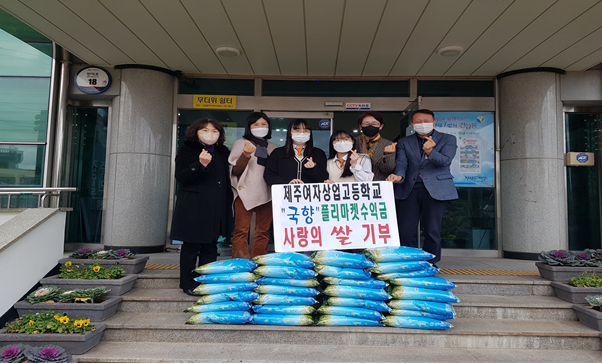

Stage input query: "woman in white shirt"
[{"left": 325, "top": 130, "right": 373, "bottom": 183}]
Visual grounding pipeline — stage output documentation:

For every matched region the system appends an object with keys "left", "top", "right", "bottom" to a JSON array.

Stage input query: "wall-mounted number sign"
[{"left": 75, "top": 66, "right": 112, "bottom": 95}]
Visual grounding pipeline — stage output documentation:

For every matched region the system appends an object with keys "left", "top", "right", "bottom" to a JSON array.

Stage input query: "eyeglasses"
[{"left": 361, "top": 122, "right": 380, "bottom": 127}]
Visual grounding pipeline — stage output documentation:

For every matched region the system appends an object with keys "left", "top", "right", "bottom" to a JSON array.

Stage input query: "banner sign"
[
  {"left": 193, "top": 94, "right": 237, "bottom": 109},
  {"left": 272, "top": 181, "right": 400, "bottom": 252},
  {"left": 434, "top": 112, "right": 495, "bottom": 187}
]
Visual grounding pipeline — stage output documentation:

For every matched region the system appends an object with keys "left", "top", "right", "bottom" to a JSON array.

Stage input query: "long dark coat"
[{"left": 170, "top": 140, "right": 233, "bottom": 244}]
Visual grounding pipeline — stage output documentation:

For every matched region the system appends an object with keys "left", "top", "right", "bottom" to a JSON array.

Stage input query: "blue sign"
[
  {"left": 576, "top": 153, "right": 589, "bottom": 163},
  {"left": 319, "top": 119, "right": 331, "bottom": 129}
]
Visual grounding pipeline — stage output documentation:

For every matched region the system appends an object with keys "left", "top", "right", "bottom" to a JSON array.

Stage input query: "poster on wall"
[
  {"left": 434, "top": 112, "right": 495, "bottom": 187},
  {"left": 272, "top": 182, "right": 401, "bottom": 252}
]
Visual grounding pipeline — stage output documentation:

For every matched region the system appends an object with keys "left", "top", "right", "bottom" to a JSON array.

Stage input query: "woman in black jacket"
[
  {"left": 263, "top": 119, "right": 329, "bottom": 186},
  {"left": 170, "top": 118, "right": 233, "bottom": 296}
]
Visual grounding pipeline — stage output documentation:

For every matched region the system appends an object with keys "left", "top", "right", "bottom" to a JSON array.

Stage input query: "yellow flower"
[
  {"left": 91, "top": 327, "right": 96, "bottom": 331},
  {"left": 54, "top": 315, "right": 60, "bottom": 321},
  {"left": 93, "top": 266, "right": 101, "bottom": 273},
  {"left": 83, "top": 319, "right": 90, "bottom": 326},
  {"left": 28, "top": 320, "right": 34, "bottom": 326},
  {"left": 59, "top": 316, "right": 69, "bottom": 324},
  {"left": 74, "top": 320, "right": 83, "bottom": 328},
  {"left": 64, "top": 261, "right": 72, "bottom": 267},
  {"left": 66, "top": 269, "right": 73, "bottom": 272}
]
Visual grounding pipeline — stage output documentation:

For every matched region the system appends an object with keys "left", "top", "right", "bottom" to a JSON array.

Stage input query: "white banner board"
[{"left": 272, "top": 181, "right": 400, "bottom": 252}]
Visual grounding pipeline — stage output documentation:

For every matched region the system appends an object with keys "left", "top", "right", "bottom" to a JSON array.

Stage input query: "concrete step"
[
  {"left": 75, "top": 341, "right": 602, "bottom": 363},
  {"left": 99, "top": 312, "right": 602, "bottom": 350},
  {"left": 118, "top": 288, "right": 576, "bottom": 321}
]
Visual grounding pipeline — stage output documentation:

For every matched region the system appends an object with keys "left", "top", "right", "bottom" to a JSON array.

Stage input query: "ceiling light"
[
  {"left": 437, "top": 46, "right": 463, "bottom": 57},
  {"left": 215, "top": 47, "right": 240, "bottom": 57}
]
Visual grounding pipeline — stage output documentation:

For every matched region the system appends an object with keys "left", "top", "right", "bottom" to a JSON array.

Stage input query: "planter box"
[
  {"left": 39, "top": 274, "right": 137, "bottom": 296},
  {"left": 14, "top": 296, "right": 122, "bottom": 322},
  {"left": 551, "top": 281, "right": 602, "bottom": 303},
  {"left": 59, "top": 256, "right": 149, "bottom": 274},
  {"left": 535, "top": 262, "right": 602, "bottom": 282},
  {"left": 573, "top": 304, "right": 602, "bottom": 331},
  {"left": 0, "top": 323, "right": 106, "bottom": 355}
]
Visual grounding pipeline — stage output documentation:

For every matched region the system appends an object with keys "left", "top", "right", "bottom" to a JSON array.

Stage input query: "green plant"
[
  {"left": 0, "top": 344, "right": 28, "bottom": 363},
  {"left": 69, "top": 248, "right": 93, "bottom": 259},
  {"left": 585, "top": 295, "right": 602, "bottom": 312},
  {"left": 25, "top": 286, "right": 61, "bottom": 304},
  {"left": 3, "top": 311, "right": 95, "bottom": 334},
  {"left": 59, "top": 262, "right": 126, "bottom": 280},
  {"left": 23, "top": 345, "right": 72, "bottom": 363},
  {"left": 56, "top": 287, "right": 111, "bottom": 303},
  {"left": 539, "top": 250, "right": 602, "bottom": 267},
  {"left": 89, "top": 249, "right": 136, "bottom": 260},
  {"left": 569, "top": 272, "right": 602, "bottom": 288}
]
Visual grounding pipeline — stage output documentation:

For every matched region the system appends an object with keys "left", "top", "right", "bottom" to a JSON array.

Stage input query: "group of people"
[{"left": 170, "top": 110, "right": 458, "bottom": 296}]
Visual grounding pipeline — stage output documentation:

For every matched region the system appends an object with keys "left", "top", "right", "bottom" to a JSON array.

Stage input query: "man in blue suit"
[{"left": 386, "top": 109, "right": 458, "bottom": 266}]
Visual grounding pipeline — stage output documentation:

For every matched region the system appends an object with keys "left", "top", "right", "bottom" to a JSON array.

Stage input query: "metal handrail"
[{"left": 0, "top": 187, "right": 77, "bottom": 208}]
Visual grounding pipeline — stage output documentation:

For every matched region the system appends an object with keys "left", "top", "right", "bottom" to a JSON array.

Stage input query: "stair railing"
[{"left": 0, "top": 187, "right": 77, "bottom": 208}]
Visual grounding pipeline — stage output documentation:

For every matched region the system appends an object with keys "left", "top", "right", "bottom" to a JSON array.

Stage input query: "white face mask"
[
  {"left": 198, "top": 132, "right": 219, "bottom": 145},
  {"left": 291, "top": 132, "right": 311, "bottom": 144},
  {"left": 413, "top": 123, "right": 434, "bottom": 135},
  {"left": 251, "top": 128, "right": 269, "bottom": 138},
  {"left": 333, "top": 140, "right": 353, "bottom": 153}
]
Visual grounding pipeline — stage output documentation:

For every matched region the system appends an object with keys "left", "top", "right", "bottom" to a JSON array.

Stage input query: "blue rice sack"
[
  {"left": 254, "top": 285, "right": 319, "bottom": 297},
  {"left": 382, "top": 316, "right": 453, "bottom": 330},
  {"left": 317, "top": 305, "right": 384, "bottom": 321},
  {"left": 363, "top": 247, "right": 435, "bottom": 263},
  {"left": 252, "top": 305, "right": 315, "bottom": 315},
  {"left": 388, "top": 309, "right": 453, "bottom": 321},
  {"left": 251, "top": 314, "right": 314, "bottom": 326},
  {"left": 196, "top": 291, "right": 259, "bottom": 305},
  {"left": 255, "top": 277, "right": 320, "bottom": 287},
  {"left": 253, "top": 294, "right": 317, "bottom": 306},
  {"left": 367, "top": 261, "right": 432, "bottom": 274},
  {"left": 316, "top": 315, "right": 384, "bottom": 326},
  {"left": 192, "top": 282, "right": 258, "bottom": 296},
  {"left": 252, "top": 252, "right": 315, "bottom": 268},
  {"left": 375, "top": 267, "right": 439, "bottom": 280},
  {"left": 389, "top": 277, "right": 456, "bottom": 290},
  {"left": 185, "top": 301, "right": 251, "bottom": 313},
  {"left": 253, "top": 266, "right": 317, "bottom": 280},
  {"left": 186, "top": 311, "right": 252, "bottom": 325},
  {"left": 388, "top": 286, "right": 460, "bottom": 303},
  {"left": 309, "top": 251, "right": 374, "bottom": 268},
  {"left": 387, "top": 300, "right": 456, "bottom": 317},
  {"left": 194, "top": 272, "right": 258, "bottom": 283},
  {"left": 325, "top": 297, "right": 390, "bottom": 312},
  {"left": 194, "top": 259, "right": 257, "bottom": 274},
  {"left": 322, "top": 277, "right": 387, "bottom": 289},
  {"left": 314, "top": 264, "right": 371, "bottom": 280},
  {"left": 323, "top": 285, "right": 391, "bottom": 301}
]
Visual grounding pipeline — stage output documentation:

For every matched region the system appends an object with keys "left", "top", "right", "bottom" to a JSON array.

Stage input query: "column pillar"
[
  {"left": 102, "top": 67, "right": 174, "bottom": 253},
  {"left": 498, "top": 69, "right": 567, "bottom": 259}
]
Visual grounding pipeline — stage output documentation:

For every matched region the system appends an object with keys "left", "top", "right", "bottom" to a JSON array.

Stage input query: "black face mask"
[{"left": 361, "top": 125, "right": 380, "bottom": 138}]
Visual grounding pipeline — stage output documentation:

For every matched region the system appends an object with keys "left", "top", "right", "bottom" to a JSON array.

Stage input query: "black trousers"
[
  {"left": 179, "top": 242, "right": 218, "bottom": 290},
  {"left": 395, "top": 184, "right": 449, "bottom": 264}
]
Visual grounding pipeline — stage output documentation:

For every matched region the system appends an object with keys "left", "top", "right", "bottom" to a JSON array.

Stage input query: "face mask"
[
  {"left": 291, "top": 132, "right": 311, "bottom": 144},
  {"left": 413, "top": 123, "right": 434, "bottom": 135},
  {"left": 333, "top": 140, "right": 353, "bottom": 153},
  {"left": 198, "top": 132, "right": 219, "bottom": 145},
  {"left": 361, "top": 125, "right": 380, "bottom": 138},
  {"left": 251, "top": 128, "right": 269, "bottom": 138}
]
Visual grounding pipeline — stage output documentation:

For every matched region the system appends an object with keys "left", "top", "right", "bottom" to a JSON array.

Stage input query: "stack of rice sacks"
[
  {"left": 364, "top": 246, "right": 458, "bottom": 330},
  {"left": 250, "top": 252, "right": 319, "bottom": 326},
  {"left": 185, "top": 258, "right": 259, "bottom": 325},
  {"left": 311, "top": 250, "right": 389, "bottom": 327}
]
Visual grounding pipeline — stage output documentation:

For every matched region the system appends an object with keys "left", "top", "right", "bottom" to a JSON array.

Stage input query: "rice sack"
[
  {"left": 255, "top": 277, "right": 320, "bottom": 287},
  {"left": 253, "top": 294, "right": 317, "bottom": 306},
  {"left": 325, "top": 297, "right": 390, "bottom": 312},
  {"left": 363, "top": 246, "right": 435, "bottom": 263},
  {"left": 316, "top": 315, "right": 384, "bottom": 327},
  {"left": 314, "top": 264, "right": 371, "bottom": 280},
  {"left": 193, "top": 259, "right": 257, "bottom": 275},
  {"left": 388, "top": 286, "right": 460, "bottom": 303},
  {"left": 309, "top": 251, "right": 374, "bottom": 269},
  {"left": 323, "top": 285, "right": 391, "bottom": 301},
  {"left": 192, "top": 282, "right": 258, "bottom": 296},
  {"left": 388, "top": 309, "right": 453, "bottom": 321},
  {"left": 375, "top": 267, "right": 439, "bottom": 280},
  {"left": 186, "top": 311, "right": 252, "bottom": 325},
  {"left": 252, "top": 252, "right": 315, "bottom": 269},
  {"left": 252, "top": 305, "right": 316, "bottom": 315},
  {"left": 317, "top": 305, "right": 385, "bottom": 321},
  {"left": 322, "top": 277, "right": 387, "bottom": 289},
  {"left": 185, "top": 301, "right": 251, "bottom": 313},
  {"left": 383, "top": 316, "right": 453, "bottom": 330},
  {"left": 254, "top": 285, "right": 319, "bottom": 297},
  {"left": 367, "top": 261, "right": 433, "bottom": 274},
  {"left": 251, "top": 314, "right": 314, "bottom": 326},
  {"left": 389, "top": 277, "right": 456, "bottom": 290},
  {"left": 194, "top": 272, "right": 258, "bottom": 284},
  {"left": 253, "top": 266, "right": 317, "bottom": 280},
  {"left": 196, "top": 291, "right": 260, "bottom": 305},
  {"left": 387, "top": 300, "right": 456, "bottom": 317}
]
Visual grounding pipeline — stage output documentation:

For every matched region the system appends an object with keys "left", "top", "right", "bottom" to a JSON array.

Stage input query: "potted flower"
[
  {"left": 0, "top": 343, "right": 28, "bottom": 363},
  {"left": 536, "top": 249, "right": 602, "bottom": 281},
  {"left": 14, "top": 286, "right": 122, "bottom": 322},
  {"left": 0, "top": 311, "right": 106, "bottom": 355},
  {"left": 59, "top": 248, "right": 149, "bottom": 274},
  {"left": 551, "top": 272, "right": 602, "bottom": 303},
  {"left": 573, "top": 295, "right": 602, "bottom": 331},
  {"left": 39, "top": 262, "right": 137, "bottom": 296}
]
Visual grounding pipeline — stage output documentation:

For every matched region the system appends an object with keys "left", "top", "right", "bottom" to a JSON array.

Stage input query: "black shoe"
[{"left": 183, "top": 288, "right": 201, "bottom": 297}]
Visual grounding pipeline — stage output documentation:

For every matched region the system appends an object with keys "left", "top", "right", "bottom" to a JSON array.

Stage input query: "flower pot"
[
  {"left": 14, "top": 296, "right": 123, "bottom": 322},
  {"left": 573, "top": 304, "right": 602, "bottom": 331},
  {"left": 535, "top": 262, "right": 602, "bottom": 282},
  {"left": 551, "top": 281, "right": 602, "bottom": 303},
  {"left": 0, "top": 323, "right": 106, "bottom": 355},
  {"left": 59, "top": 255, "right": 149, "bottom": 274},
  {"left": 39, "top": 274, "right": 138, "bottom": 296}
]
